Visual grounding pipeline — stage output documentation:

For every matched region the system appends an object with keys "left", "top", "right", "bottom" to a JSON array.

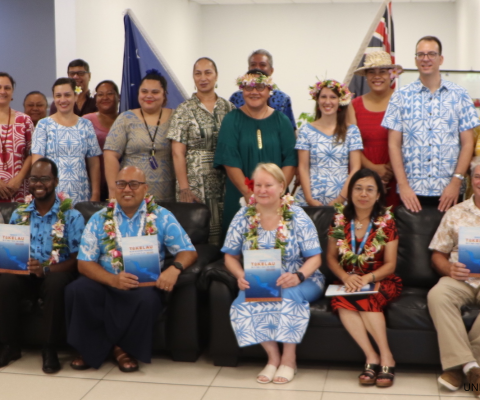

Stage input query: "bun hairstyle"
[
  {"left": 52, "top": 77, "right": 76, "bottom": 93},
  {"left": 139, "top": 69, "right": 168, "bottom": 106}
]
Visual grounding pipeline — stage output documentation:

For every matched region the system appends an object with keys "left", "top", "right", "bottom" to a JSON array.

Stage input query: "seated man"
[
  {"left": 0, "top": 158, "right": 85, "bottom": 373},
  {"left": 429, "top": 156, "right": 480, "bottom": 394},
  {"left": 66, "top": 166, "right": 197, "bottom": 372}
]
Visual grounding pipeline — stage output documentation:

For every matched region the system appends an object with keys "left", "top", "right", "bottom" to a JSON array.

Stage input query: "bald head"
[
  {"left": 115, "top": 166, "right": 149, "bottom": 216},
  {"left": 117, "top": 166, "right": 146, "bottom": 182}
]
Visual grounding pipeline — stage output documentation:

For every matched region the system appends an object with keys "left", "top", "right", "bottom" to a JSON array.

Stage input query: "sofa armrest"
[{"left": 197, "top": 258, "right": 238, "bottom": 296}]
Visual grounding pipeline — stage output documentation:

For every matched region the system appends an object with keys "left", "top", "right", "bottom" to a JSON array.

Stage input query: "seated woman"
[
  {"left": 296, "top": 79, "right": 362, "bottom": 206},
  {"left": 223, "top": 163, "right": 324, "bottom": 384},
  {"left": 327, "top": 168, "right": 402, "bottom": 387}
]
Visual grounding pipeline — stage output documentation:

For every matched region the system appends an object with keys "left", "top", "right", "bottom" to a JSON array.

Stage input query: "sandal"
[
  {"left": 256, "top": 364, "right": 277, "bottom": 384},
  {"left": 113, "top": 347, "right": 139, "bottom": 373},
  {"left": 70, "top": 355, "right": 91, "bottom": 371},
  {"left": 273, "top": 365, "right": 297, "bottom": 384},
  {"left": 358, "top": 363, "right": 380, "bottom": 385},
  {"left": 376, "top": 366, "right": 395, "bottom": 387}
]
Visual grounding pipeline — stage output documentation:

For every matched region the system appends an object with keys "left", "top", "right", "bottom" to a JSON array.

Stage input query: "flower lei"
[
  {"left": 329, "top": 203, "right": 393, "bottom": 271},
  {"left": 236, "top": 73, "right": 275, "bottom": 90},
  {"left": 15, "top": 192, "right": 73, "bottom": 267},
  {"left": 244, "top": 194, "right": 295, "bottom": 257},
  {"left": 309, "top": 79, "right": 353, "bottom": 106},
  {"left": 102, "top": 195, "right": 158, "bottom": 273}
]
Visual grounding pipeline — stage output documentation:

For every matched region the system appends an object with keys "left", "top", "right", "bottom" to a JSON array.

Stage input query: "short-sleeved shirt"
[
  {"left": 294, "top": 123, "right": 363, "bottom": 205},
  {"left": 9, "top": 196, "right": 85, "bottom": 264},
  {"left": 32, "top": 117, "right": 102, "bottom": 204},
  {"left": 229, "top": 89, "right": 296, "bottom": 129},
  {"left": 222, "top": 205, "right": 324, "bottom": 289},
  {"left": 382, "top": 79, "right": 480, "bottom": 196},
  {"left": 78, "top": 200, "right": 196, "bottom": 274}
]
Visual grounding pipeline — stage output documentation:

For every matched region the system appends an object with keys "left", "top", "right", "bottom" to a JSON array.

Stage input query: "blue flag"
[{"left": 120, "top": 9, "right": 187, "bottom": 112}]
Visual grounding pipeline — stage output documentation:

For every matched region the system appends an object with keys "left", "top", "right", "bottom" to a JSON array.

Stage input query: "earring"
[
  {"left": 194, "top": 85, "right": 197, "bottom": 91},
  {"left": 215, "top": 83, "right": 218, "bottom": 89}
]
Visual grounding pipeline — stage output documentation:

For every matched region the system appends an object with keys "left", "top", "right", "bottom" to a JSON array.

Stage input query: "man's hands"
[
  {"left": 398, "top": 183, "right": 422, "bottom": 213},
  {"left": 156, "top": 266, "right": 181, "bottom": 292},
  {"left": 112, "top": 271, "right": 139, "bottom": 290},
  {"left": 28, "top": 258, "right": 44, "bottom": 278},
  {"left": 449, "top": 262, "right": 470, "bottom": 281},
  {"left": 438, "top": 179, "right": 461, "bottom": 212}
]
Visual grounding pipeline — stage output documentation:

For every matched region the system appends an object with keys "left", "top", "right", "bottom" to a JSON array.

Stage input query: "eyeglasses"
[
  {"left": 68, "top": 70, "right": 88, "bottom": 77},
  {"left": 115, "top": 180, "right": 146, "bottom": 190},
  {"left": 415, "top": 52, "right": 439, "bottom": 60},
  {"left": 29, "top": 176, "right": 53, "bottom": 184},
  {"left": 244, "top": 84, "right": 267, "bottom": 92},
  {"left": 353, "top": 187, "right": 377, "bottom": 195}
]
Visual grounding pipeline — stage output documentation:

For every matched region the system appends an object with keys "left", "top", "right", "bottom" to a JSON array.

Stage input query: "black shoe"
[
  {"left": 42, "top": 347, "right": 60, "bottom": 374},
  {"left": 0, "top": 345, "right": 21, "bottom": 367}
]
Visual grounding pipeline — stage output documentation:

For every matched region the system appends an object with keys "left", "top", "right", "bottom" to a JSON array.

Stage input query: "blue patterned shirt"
[
  {"left": 229, "top": 89, "right": 296, "bottom": 129},
  {"left": 78, "top": 201, "right": 196, "bottom": 274},
  {"left": 222, "top": 205, "right": 324, "bottom": 289},
  {"left": 9, "top": 196, "right": 85, "bottom": 264},
  {"left": 382, "top": 79, "right": 480, "bottom": 196}
]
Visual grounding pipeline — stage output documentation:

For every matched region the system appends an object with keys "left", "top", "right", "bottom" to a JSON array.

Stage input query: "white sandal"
[
  {"left": 273, "top": 365, "right": 297, "bottom": 384},
  {"left": 257, "top": 364, "right": 278, "bottom": 384}
]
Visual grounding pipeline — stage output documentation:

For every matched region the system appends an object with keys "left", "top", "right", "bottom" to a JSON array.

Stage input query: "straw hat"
[{"left": 354, "top": 51, "right": 403, "bottom": 76}]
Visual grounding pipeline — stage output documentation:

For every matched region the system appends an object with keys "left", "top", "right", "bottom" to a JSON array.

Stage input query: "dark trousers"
[
  {"left": 65, "top": 276, "right": 163, "bottom": 369},
  {"left": 0, "top": 271, "right": 76, "bottom": 347},
  {"left": 416, "top": 195, "right": 463, "bottom": 208}
]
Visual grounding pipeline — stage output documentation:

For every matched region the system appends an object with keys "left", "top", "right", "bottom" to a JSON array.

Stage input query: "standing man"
[
  {"left": 383, "top": 36, "right": 479, "bottom": 212},
  {"left": 50, "top": 59, "right": 97, "bottom": 116},
  {"left": 0, "top": 158, "right": 85, "bottom": 373},
  {"left": 229, "top": 49, "right": 296, "bottom": 130}
]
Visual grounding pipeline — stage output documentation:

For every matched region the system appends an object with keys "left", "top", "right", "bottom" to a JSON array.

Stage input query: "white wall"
[
  {"left": 201, "top": 1, "right": 457, "bottom": 119},
  {"left": 70, "top": 0, "right": 202, "bottom": 94},
  {"left": 69, "top": 0, "right": 457, "bottom": 120},
  {"left": 456, "top": 0, "right": 480, "bottom": 71}
]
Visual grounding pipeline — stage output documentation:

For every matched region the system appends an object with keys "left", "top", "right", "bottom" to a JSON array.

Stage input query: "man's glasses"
[
  {"left": 115, "top": 180, "right": 146, "bottom": 190},
  {"left": 68, "top": 71, "right": 88, "bottom": 77},
  {"left": 415, "top": 52, "right": 439, "bottom": 60},
  {"left": 244, "top": 84, "right": 267, "bottom": 92},
  {"left": 29, "top": 176, "right": 53, "bottom": 184}
]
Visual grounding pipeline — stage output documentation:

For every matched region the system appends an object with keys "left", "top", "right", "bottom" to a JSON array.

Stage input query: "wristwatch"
[
  {"left": 171, "top": 261, "right": 184, "bottom": 272},
  {"left": 294, "top": 271, "right": 305, "bottom": 283},
  {"left": 453, "top": 173, "right": 465, "bottom": 181}
]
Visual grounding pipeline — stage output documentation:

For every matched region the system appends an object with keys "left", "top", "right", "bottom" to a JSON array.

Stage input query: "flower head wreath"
[
  {"left": 236, "top": 73, "right": 275, "bottom": 90},
  {"left": 309, "top": 79, "right": 353, "bottom": 106}
]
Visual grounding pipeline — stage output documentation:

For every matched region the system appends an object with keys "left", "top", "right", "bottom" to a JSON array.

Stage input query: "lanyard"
[
  {"left": 140, "top": 108, "right": 162, "bottom": 157},
  {"left": 350, "top": 219, "right": 373, "bottom": 255}
]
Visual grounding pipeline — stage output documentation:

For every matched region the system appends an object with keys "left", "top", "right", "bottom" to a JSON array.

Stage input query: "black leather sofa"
[
  {"left": 0, "top": 201, "right": 220, "bottom": 362},
  {"left": 199, "top": 205, "right": 472, "bottom": 367}
]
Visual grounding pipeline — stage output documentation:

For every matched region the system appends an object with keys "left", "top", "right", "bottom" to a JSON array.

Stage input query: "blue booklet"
[
  {"left": 244, "top": 249, "right": 282, "bottom": 302},
  {"left": 0, "top": 225, "right": 30, "bottom": 275},
  {"left": 458, "top": 227, "right": 480, "bottom": 277},
  {"left": 325, "top": 282, "right": 380, "bottom": 297},
  {"left": 122, "top": 235, "right": 160, "bottom": 286}
]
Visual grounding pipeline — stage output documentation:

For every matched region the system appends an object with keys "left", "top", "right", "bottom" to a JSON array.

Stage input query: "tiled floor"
[{"left": 0, "top": 350, "right": 478, "bottom": 400}]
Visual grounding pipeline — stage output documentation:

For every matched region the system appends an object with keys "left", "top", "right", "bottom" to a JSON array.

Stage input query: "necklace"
[
  {"left": 244, "top": 193, "right": 295, "bottom": 257},
  {"left": 15, "top": 193, "right": 73, "bottom": 266},
  {"left": 140, "top": 109, "right": 163, "bottom": 170},
  {"left": 102, "top": 195, "right": 159, "bottom": 273},
  {"left": 354, "top": 216, "right": 370, "bottom": 230},
  {"left": 0, "top": 108, "right": 11, "bottom": 170},
  {"left": 243, "top": 106, "right": 269, "bottom": 149}
]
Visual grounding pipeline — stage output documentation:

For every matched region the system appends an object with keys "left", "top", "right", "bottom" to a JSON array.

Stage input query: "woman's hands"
[
  {"left": 307, "top": 198, "right": 323, "bottom": 207},
  {"left": 343, "top": 273, "right": 372, "bottom": 293},
  {"left": 179, "top": 188, "right": 201, "bottom": 203},
  {"left": 237, "top": 276, "right": 250, "bottom": 290},
  {"left": 277, "top": 272, "right": 301, "bottom": 288}
]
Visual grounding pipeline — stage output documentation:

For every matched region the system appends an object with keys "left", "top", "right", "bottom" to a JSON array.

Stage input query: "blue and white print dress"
[
  {"left": 32, "top": 117, "right": 102, "bottom": 204},
  {"left": 222, "top": 205, "right": 325, "bottom": 347},
  {"left": 295, "top": 123, "right": 363, "bottom": 205}
]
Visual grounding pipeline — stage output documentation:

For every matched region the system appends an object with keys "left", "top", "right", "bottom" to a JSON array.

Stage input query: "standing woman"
[
  {"left": 296, "top": 80, "right": 362, "bottom": 206},
  {"left": 327, "top": 168, "right": 401, "bottom": 387},
  {"left": 32, "top": 78, "right": 102, "bottom": 204},
  {"left": 351, "top": 51, "right": 403, "bottom": 208},
  {"left": 23, "top": 91, "right": 48, "bottom": 127},
  {"left": 104, "top": 70, "right": 174, "bottom": 201},
  {"left": 214, "top": 70, "right": 297, "bottom": 234},
  {"left": 0, "top": 73, "right": 33, "bottom": 203},
  {"left": 167, "top": 57, "right": 234, "bottom": 246},
  {"left": 84, "top": 80, "right": 119, "bottom": 201}
]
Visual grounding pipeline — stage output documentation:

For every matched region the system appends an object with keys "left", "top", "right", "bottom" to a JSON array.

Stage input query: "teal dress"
[{"left": 213, "top": 109, "right": 297, "bottom": 235}]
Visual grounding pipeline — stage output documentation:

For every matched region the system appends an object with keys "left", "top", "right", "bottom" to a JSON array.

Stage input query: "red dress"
[
  {"left": 330, "top": 214, "right": 402, "bottom": 312},
  {"left": 352, "top": 96, "right": 400, "bottom": 208},
  {"left": 0, "top": 111, "right": 33, "bottom": 203}
]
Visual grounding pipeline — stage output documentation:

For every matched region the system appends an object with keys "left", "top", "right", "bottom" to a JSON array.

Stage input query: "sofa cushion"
[
  {"left": 0, "top": 202, "right": 20, "bottom": 224},
  {"left": 74, "top": 201, "right": 211, "bottom": 245},
  {"left": 394, "top": 205, "right": 442, "bottom": 288},
  {"left": 309, "top": 297, "right": 343, "bottom": 328},
  {"left": 386, "top": 287, "right": 433, "bottom": 330}
]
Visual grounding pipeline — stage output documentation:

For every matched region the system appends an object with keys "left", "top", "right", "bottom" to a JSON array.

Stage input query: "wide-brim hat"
[{"left": 354, "top": 50, "right": 403, "bottom": 76}]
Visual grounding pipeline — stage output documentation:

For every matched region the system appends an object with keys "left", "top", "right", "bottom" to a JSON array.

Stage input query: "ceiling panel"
[{"left": 190, "top": 0, "right": 456, "bottom": 4}]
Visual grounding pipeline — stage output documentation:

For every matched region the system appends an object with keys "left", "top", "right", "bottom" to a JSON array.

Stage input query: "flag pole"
[
  {"left": 344, "top": 0, "right": 389, "bottom": 86},
  {"left": 123, "top": 8, "right": 189, "bottom": 99}
]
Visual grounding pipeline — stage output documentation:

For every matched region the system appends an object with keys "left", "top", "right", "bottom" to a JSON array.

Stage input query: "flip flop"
[
  {"left": 273, "top": 365, "right": 297, "bottom": 384},
  {"left": 257, "top": 364, "right": 278, "bottom": 384}
]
